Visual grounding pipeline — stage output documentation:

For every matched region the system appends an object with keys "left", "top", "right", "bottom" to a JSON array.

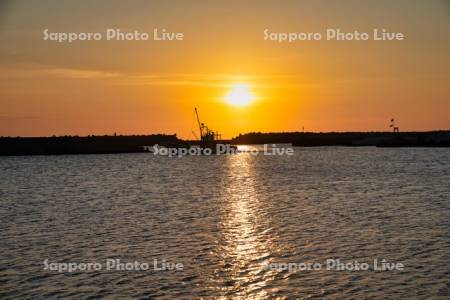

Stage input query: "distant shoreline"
[{"left": 1, "top": 131, "right": 449, "bottom": 156}]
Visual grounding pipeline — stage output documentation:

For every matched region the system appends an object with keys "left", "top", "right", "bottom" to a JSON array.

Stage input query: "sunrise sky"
[{"left": 0, "top": 0, "right": 449, "bottom": 138}]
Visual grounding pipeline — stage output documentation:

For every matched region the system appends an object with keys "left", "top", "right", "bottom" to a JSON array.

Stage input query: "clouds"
[{"left": 0, "top": 63, "right": 296, "bottom": 89}]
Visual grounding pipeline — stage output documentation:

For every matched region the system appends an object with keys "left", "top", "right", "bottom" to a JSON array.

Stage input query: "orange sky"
[{"left": 0, "top": 0, "right": 449, "bottom": 138}]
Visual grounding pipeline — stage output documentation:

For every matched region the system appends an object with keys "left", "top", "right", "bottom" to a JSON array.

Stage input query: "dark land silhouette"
[
  {"left": 232, "top": 131, "right": 450, "bottom": 147},
  {"left": 1, "top": 131, "right": 449, "bottom": 155},
  {"left": 0, "top": 134, "right": 179, "bottom": 156}
]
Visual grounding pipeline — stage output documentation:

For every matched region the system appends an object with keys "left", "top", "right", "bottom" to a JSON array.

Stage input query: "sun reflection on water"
[{"left": 212, "top": 153, "right": 279, "bottom": 299}]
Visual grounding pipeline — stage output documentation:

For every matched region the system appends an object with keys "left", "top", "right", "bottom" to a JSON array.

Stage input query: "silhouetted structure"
[
  {"left": 193, "top": 107, "right": 237, "bottom": 153},
  {"left": 195, "top": 107, "right": 221, "bottom": 147},
  {"left": 390, "top": 118, "right": 399, "bottom": 133}
]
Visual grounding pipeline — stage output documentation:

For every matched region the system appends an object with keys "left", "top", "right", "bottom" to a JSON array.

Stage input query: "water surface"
[{"left": 0, "top": 147, "right": 449, "bottom": 298}]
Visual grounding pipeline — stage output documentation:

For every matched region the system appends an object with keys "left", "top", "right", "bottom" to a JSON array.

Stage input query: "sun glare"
[{"left": 225, "top": 83, "right": 255, "bottom": 107}]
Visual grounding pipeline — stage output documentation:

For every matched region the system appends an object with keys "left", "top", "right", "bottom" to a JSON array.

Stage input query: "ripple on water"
[{"left": 0, "top": 148, "right": 449, "bottom": 298}]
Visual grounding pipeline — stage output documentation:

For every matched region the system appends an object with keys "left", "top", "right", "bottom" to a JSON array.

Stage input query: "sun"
[{"left": 225, "top": 83, "right": 255, "bottom": 107}]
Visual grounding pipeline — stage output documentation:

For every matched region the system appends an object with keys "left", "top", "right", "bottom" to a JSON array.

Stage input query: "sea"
[{"left": 1, "top": 147, "right": 449, "bottom": 299}]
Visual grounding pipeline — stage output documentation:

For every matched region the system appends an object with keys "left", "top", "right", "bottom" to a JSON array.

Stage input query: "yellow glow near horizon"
[{"left": 225, "top": 83, "right": 255, "bottom": 107}]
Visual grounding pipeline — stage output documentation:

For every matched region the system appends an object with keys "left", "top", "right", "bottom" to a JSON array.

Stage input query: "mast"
[{"left": 194, "top": 107, "right": 203, "bottom": 139}]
